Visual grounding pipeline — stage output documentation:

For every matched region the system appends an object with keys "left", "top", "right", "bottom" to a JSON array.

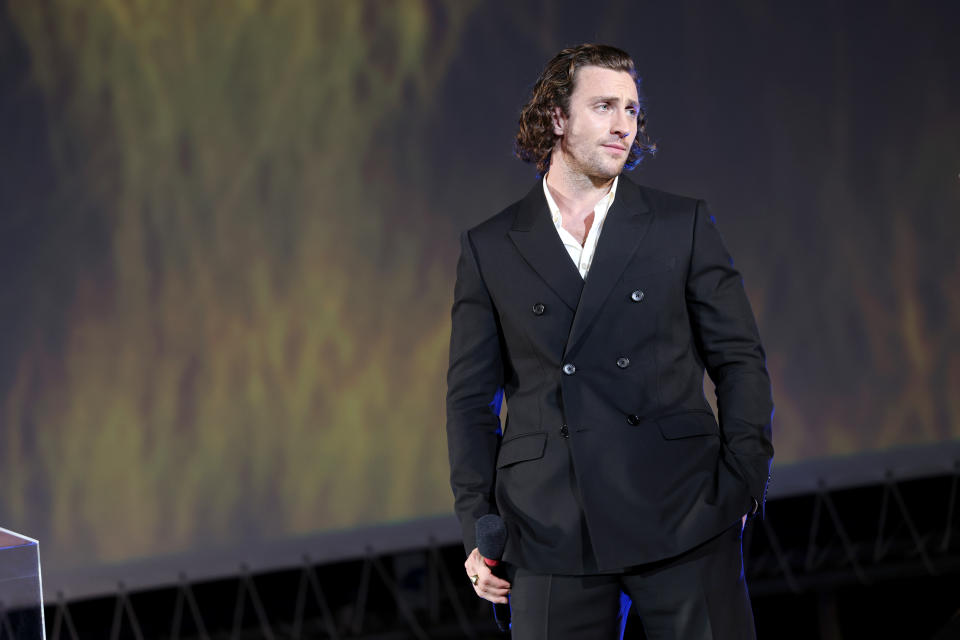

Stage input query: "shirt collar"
[{"left": 543, "top": 175, "right": 620, "bottom": 228}]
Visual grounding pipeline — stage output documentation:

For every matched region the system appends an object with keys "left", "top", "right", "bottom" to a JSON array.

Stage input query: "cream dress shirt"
[{"left": 542, "top": 175, "right": 620, "bottom": 279}]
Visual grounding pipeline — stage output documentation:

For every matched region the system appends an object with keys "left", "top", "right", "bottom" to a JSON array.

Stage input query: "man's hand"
[
  {"left": 465, "top": 547, "right": 511, "bottom": 604},
  {"left": 741, "top": 497, "right": 758, "bottom": 530}
]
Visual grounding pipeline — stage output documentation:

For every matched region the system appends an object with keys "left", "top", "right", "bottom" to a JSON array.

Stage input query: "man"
[{"left": 446, "top": 43, "right": 773, "bottom": 638}]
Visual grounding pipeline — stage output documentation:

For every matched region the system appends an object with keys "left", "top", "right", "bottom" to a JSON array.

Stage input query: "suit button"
[
  {"left": 560, "top": 424, "right": 569, "bottom": 438},
  {"left": 562, "top": 363, "right": 576, "bottom": 375},
  {"left": 532, "top": 302, "right": 545, "bottom": 315},
  {"left": 626, "top": 414, "right": 640, "bottom": 425},
  {"left": 630, "top": 290, "right": 644, "bottom": 302},
  {"left": 616, "top": 357, "right": 630, "bottom": 369}
]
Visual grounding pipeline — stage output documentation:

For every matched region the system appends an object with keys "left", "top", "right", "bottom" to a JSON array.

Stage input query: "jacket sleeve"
[
  {"left": 446, "top": 230, "right": 504, "bottom": 552},
  {"left": 685, "top": 200, "right": 774, "bottom": 515}
]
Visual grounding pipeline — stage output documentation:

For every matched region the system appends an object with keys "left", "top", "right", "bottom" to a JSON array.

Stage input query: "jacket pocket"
[
  {"left": 496, "top": 432, "right": 548, "bottom": 468},
  {"left": 656, "top": 411, "right": 718, "bottom": 439}
]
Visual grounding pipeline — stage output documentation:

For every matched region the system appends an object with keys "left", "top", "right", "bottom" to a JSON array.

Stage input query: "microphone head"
[{"left": 475, "top": 514, "right": 507, "bottom": 560}]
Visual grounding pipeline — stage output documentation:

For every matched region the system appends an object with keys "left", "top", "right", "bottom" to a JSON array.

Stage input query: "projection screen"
[{"left": 0, "top": 0, "right": 957, "bottom": 598}]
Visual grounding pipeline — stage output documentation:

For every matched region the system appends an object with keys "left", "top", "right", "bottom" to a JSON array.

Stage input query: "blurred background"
[{"left": 1, "top": 1, "right": 958, "bottom": 638}]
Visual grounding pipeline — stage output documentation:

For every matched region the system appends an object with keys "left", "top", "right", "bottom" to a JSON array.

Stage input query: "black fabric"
[
  {"left": 509, "top": 522, "right": 755, "bottom": 640},
  {"left": 446, "top": 176, "right": 774, "bottom": 571}
]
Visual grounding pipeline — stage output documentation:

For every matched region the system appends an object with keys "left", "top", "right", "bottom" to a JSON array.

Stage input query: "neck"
[{"left": 545, "top": 153, "right": 615, "bottom": 218}]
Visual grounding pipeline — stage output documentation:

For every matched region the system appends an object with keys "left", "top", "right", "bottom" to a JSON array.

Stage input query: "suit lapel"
[
  {"left": 565, "top": 177, "right": 653, "bottom": 355},
  {"left": 507, "top": 180, "right": 584, "bottom": 311}
]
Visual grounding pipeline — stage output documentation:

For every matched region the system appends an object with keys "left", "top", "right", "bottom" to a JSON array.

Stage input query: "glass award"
[{"left": 0, "top": 527, "right": 45, "bottom": 640}]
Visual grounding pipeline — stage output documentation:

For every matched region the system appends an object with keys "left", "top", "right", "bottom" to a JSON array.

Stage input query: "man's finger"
[
  {"left": 473, "top": 575, "right": 511, "bottom": 592},
  {"left": 465, "top": 547, "right": 511, "bottom": 601},
  {"left": 477, "top": 594, "right": 509, "bottom": 604},
  {"left": 474, "top": 585, "right": 510, "bottom": 604},
  {"left": 475, "top": 576, "right": 511, "bottom": 595},
  {"left": 464, "top": 563, "right": 494, "bottom": 582},
  {"left": 464, "top": 550, "right": 511, "bottom": 589}
]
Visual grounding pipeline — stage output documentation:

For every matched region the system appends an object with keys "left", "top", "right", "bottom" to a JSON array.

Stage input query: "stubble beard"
[
  {"left": 564, "top": 133, "right": 631, "bottom": 183},
  {"left": 558, "top": 146, "right": 622, "bottom": 187},
  {"left": 580, "top": 145, "right": 628, "bottom": 183}
]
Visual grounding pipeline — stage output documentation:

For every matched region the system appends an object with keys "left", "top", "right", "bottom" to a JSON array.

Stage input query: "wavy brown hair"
[{"left": 515, "top": 43, "right": 657, "bottom": 175}]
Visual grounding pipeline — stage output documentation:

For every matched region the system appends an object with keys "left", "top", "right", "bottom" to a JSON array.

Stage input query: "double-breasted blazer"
[{"left": 446, "top": 176, "right": 774, "bottom": 574}]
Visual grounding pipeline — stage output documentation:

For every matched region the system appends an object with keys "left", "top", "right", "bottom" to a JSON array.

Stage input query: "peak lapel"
[
  {"left": 565, "top": 178, "right": 653, "bottom": 355},
  {"left": 507, "top": 180, "right": 584, "bottom": 312}
]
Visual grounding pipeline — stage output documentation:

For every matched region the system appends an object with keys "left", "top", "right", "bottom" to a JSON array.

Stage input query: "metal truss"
[
  {"left": 19, "top": 467, "right": 960, "bottom": 639},
  {"left": 39, "top": 542, "right": 501, "bottom": 640},
  {"left": 745, "top": 465, "right": 960, "bottom": 596}
]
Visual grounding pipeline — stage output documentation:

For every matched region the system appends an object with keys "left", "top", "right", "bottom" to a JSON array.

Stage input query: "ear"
[{"left": 551, "top": 106, "right": 566, "bottom": 136}]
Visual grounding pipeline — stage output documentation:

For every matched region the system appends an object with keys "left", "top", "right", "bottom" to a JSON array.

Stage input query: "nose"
[{"left": 612, "top": 109, "right": 633, "bottom": 140}]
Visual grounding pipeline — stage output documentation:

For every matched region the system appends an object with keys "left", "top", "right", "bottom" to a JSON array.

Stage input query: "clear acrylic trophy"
[{"left": 0, "top": 527, "right": 45, "bottom": 640}]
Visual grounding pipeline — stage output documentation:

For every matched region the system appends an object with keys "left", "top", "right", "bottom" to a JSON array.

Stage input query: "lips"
[{"left": 602, "top": 143, "right": 627, "bottom": 152}]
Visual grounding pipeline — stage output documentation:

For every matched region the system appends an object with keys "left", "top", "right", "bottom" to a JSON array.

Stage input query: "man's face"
[{"left": 551, "top": 66, "right": 639, "bottom": 181}]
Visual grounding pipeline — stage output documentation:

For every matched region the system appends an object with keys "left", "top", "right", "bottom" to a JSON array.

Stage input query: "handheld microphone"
[{"left": 475, "top": 514, "right": 510, "bottom": 632}]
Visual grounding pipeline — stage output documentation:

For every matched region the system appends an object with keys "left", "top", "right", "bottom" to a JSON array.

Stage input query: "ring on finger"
[{"left": 470, "top": 574, "right": 479, "bottom": 586}]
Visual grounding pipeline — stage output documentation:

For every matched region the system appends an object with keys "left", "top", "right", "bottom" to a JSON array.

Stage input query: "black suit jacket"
[{"left": 446, "top": 176, "right": 773, "bottom": 574}]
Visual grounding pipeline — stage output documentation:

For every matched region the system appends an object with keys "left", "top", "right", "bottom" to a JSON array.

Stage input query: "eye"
[{"left": 596, "top": 103, "right": 609, "bottom": 112}]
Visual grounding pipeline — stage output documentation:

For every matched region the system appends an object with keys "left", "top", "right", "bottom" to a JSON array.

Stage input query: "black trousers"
[{"left": 508, "top": 522, "right": 755, "bottom": 640}]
